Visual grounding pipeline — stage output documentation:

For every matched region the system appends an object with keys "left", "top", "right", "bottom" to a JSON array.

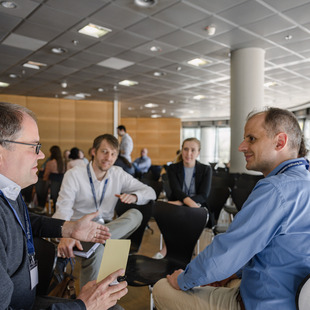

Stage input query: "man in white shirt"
[
  {"left": 117, "top": 125, "right": 133, "bottom": 162},
  {"left": 53, "top": 134, "right": 156, "bottom": 286}
]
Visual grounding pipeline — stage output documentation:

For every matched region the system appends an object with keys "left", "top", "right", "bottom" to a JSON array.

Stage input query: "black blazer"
[{"left": 166, "top": 161, "right": 212, "bottom": 205}]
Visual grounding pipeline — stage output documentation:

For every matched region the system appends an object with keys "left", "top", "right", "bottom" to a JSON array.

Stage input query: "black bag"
[{"left": 48, "top": 258, "right": 76, "bottom": 299}]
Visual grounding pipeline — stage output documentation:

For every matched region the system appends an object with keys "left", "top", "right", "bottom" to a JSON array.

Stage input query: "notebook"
[
  {"left": 97, "top": 239, "right": 131, "bottom": 282},
  {"left": 73, "top": 242, "right": 100, "bottom": 258}
]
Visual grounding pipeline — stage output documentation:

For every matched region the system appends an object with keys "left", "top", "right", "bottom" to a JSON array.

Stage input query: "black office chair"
[
  {"left": 140, "top": 177, "right": 163, "bottom": 200},
  {"left": 49, "top": 173, "right": 64, "bottom": 207},
  {"left": 34, "top": 237, "right": 58, "bottom": 296},
  {"left": 35, "top": 178, "right": 49, "bottom": 208},
  {"left": 207, "top": 173, "right": 231, "bottom": 236},
  {"left": 296, "top": 273, "right": 310, "bottom": 310},
  {"left": 125, "top": 201, "right": 209, "bottom": 309},
  {"left": 115, "top": 200, "right": 154, "bottom": 253},
  {"left": 161, "top": 173, "right": 172, "bottom": 200},
  {"left": 231, "top": 173, "right": 263, "bottom": 211}
]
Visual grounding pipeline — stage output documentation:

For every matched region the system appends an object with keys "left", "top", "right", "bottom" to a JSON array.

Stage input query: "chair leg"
[
  {"left": 159, "top": 234, "right": 163, "bottom": 251},
  {"left": 149, "top": 285, "right": 155, "bottom": 310},
  {"left": 196, "top": 238, "right": 200, "bottom": 255}
]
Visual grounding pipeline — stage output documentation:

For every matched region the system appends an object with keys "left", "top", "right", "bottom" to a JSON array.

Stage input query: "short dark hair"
[
  {"left": 69, "top": 147, "right": 80, "bottom": 160},
  {"left": 117, "top": 125, "right": 126, "bottom": 132},
  {"left": 248, "top": 107, "right": 308, "bottom": 157},
  {"left": 92, "top": 134, "right": 119, "bottom": 152},
  {"left": 0, "top": 102, "right": 37, "bottom": 150}
]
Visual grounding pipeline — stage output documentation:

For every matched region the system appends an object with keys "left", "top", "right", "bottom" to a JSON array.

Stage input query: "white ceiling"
[{"left": 0, "top": 0, "right": 310, "bottom": 120}]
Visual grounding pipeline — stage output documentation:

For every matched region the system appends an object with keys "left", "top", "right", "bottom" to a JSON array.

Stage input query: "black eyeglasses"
[{"left": 1, "top": 140, "right": 42, "bottom": 155}]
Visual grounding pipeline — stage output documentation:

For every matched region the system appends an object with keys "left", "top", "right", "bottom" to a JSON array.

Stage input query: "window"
[{"left": 182, "top": 125, "right": 230, "bottom": 165}]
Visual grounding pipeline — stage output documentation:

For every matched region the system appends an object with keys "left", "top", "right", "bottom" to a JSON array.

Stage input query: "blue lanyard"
[
  {"left": 276, "top": 158, "right": 309, "bottom": 175},
  {"left": 87, "top": 163, "right": 109, "bottom": 210},
  {"left": 183, "top": 166, "right": 196, "bottom": 196},
  {"left": 0, "top": 190, "right": 35, "bottom": 256}
]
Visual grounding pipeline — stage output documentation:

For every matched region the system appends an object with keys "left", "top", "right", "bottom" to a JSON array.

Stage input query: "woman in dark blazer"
[
  {"left": 167, "top": 137, "right": 212, "bottom": 208},
  {"left": 153, "top": 137, "right": 212, "bottom": 259}
]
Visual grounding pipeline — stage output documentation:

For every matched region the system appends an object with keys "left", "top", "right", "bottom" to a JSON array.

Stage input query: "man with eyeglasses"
[
  {"left": 53, "top": 133, "right": 156, "bottom": 287},
  {"left": 0, "top": 102, "right": 127, "bottom": 310}
]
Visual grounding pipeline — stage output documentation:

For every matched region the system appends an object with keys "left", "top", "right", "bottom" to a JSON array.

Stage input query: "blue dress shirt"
[{"left": 177, "top": 158, "right": 310, "bottom": 309}]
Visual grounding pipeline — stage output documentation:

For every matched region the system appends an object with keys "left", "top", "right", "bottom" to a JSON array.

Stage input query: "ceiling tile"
[{"left": 153, "top": 2, "right": 209, "bottom": 28}]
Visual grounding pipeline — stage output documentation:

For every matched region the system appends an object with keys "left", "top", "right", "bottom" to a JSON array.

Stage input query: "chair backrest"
[
  {"left": 34, "top": 237, "right": 57, "bottom": 296},
  {"left": 140, "top": 178, "right": 163, "bottom": 200},
  {"left": 154, "top": 201, "right": 208, "bottom": 267},
  {"left": 49, "top": 173, "right": 64, "bottom": 206},
  {"left": 296, "top": 273, "right": 310, "bottom": 310},
  {"left": 35, "top": 178, "right": 49, "bottom": 207},
  {"left": 231, "top": 173, "right": 263, "bottom": 211},
  {"left": 161, "top": 173, "right": 172, "bottom": 200},
  {"left": 115, "top": 200, "right": 154, "bottom": 253},
  {"left": 207, "top": 174, "right": 230, "bottom": 221}
]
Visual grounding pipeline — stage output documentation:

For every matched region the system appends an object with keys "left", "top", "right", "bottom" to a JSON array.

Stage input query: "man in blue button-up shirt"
[{"left": 153, "top": 107, "right": 310, "bottom": 310}]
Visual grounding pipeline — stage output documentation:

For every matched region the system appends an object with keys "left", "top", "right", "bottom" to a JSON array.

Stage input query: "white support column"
[{"left": 230, "top": 48, "right": 265, "bottom": 174}]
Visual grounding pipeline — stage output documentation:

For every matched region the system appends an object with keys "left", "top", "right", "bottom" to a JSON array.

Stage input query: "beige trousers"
[{"left": 153, "top": 278, "right": 242, "bottom": 310}]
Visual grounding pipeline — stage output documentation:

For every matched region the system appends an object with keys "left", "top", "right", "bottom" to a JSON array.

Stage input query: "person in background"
[
  {"left": 0, "top": 101, "right": 127, "bottom": 310},
  {"left": 43, "top": 145, "right": 64, "bottom": 181},
  {"left": 114, "top": 153, "right": 135, "bottom": 176},
  {"left": 79, "top": 149, "right": 89, "bottom": 165},
  {"left": 133, "top": 148, "right": 152, "bottom": 178},
  {"left": 63, "top": 149, "right": 70, "bottom": 171},
  {"left": 153, "top": 137, "right": 212, "bottom": 259},
  {"left": 67, "top": 147, "right": 86, "bottom": 170},
  {"left": 117, "top": 125, "right": 133, "bottom": 163},
  {"left": 53, "top": 133, "right": 156, "bottom": 287},
  {"left": 153, "top": 107, "right": 310, "bottom": 310}
]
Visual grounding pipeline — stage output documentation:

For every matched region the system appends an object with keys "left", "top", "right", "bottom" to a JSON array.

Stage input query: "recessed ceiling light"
[
  {"left": 150, "top": 46, "right": 162, "bottom": 52},
  {"left": 118, "top": 80, "right": 139, "bottom": 87},
  {"left": 145, "top": 103, "right": 159, "bottom": 108},
  {"left": 61, "top": 91, "right": 68, "bottom": 95},
  {"left": 264, "top": 81, "right": 279, "bottom": 88},
  {"left": 97, "top": 88, "right": 104, "bottom": 92},
  {"left": 162, "top": 109, "right": 166, "bottom": 113},
  {"left": 187, "top": 58, "right": 212, "bottom": 67},
  {"left": 78, "top": 23, "right": 112, "bottom": 38},
  {"left": 153, "top": 71, "right": 166, "bottom": 77},
  {"left": 189, "top": 110, "right": 195, "bottom": 114},
  {"left": 0, "top": 1, "right": 17, "bottom": 9},
  {"left": 61, "top": 81, "right": 67, "bottom": 88},
  {"left": 134, "top": 0, "right": 158, "bottom": 8},
  {"left": 205, "top": 25, "right": 216, "bottom": 36},
  {"left": 9, "top": 73, "right": 18, "bottom": 78},
  {"left": 51, "top": 47, "right": 68, "bottom": 54},
  {"left": 72, "top": 40, "right": 79, "bottom": 46},
  {"left": 193, "top": 95, "right": 206, "bottom": 100},
  {"left": 285, "top": 34, "right": 293, "bottom": 40},
  {"left": 169, "top": 100, "right": 175, "bottom": 104},
  {"left": 0, "top": 82, "right": 10, "bottom": 87},
  {"left": 23, "top": 61, "right": 47, "bottom": 70},
  {"left": 128, "top": 107, "right": 135, "bottom": 110},
  {"left": 176, "top": 66, "right": 182, "bottom": 71},
  {"left": 151, "top": 114, "right": 162, "bottom": 118}
]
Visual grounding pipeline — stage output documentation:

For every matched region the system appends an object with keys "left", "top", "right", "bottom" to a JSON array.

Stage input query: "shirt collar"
[
  {"left": 0, "top": 174, "right": 21, "bottom": 200},
  {"left": 267, "top": 158, "right": 308, "bottom": 177},
  {"left": 89, "top": 161, "right": 110, "bottom": 182}
]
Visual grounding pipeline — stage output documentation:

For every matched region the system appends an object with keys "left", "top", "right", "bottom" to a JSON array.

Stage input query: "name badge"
[{"left": 29, "top": 255, "right": 38, "bottom": 290}]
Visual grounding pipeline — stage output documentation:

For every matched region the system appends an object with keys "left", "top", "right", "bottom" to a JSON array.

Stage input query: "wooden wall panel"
[
  {"left": 0, "top": 95, "right": 114, "bottom": 168},
  {"left": 121, "top": 117, "right": 181, "bottom": 165}
]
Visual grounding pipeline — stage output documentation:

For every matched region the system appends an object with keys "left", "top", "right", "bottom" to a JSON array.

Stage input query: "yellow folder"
[{"left": 97, "top": 239, "right": 131, "bottom": 282}]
